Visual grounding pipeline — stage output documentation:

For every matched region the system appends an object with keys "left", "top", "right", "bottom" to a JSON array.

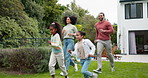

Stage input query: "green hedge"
[{"left": 0, "top": 47, "right": 51, "bottom": 73}]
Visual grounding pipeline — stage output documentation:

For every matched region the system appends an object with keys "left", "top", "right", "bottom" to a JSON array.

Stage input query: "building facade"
[{"left": 117, "top": 0, "right": 148, "bottom": 55}]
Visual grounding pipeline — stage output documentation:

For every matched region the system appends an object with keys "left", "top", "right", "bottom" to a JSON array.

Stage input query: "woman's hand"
[{"left": 68, "top": 33, "right": 75, "bottom": 36}]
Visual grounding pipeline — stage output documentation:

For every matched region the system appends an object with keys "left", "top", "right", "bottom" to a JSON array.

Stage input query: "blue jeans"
[
  {"left": 63, "top": 39, "right": 75, "bottom": 70},
  {"left": 80, "top": 57, "right": 93, "bottom": 78}
]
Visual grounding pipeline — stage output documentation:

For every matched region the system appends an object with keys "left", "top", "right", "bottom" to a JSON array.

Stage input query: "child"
[
  {"left": 68, "top": 31, "right": 98, "bottom": 78},
  {"left": 48, "top": 22, "right": 68, "bottom": 78},
  {"left": 60, "top": 16, "right": 78, "bottom": 76}
]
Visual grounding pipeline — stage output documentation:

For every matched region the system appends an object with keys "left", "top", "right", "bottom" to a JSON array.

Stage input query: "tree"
[
  {"left": 81, "top": 15, "right": 98, "bottom": 41},
  {"left": 111, "top": 24, "right": 117, "bottom": 45}
]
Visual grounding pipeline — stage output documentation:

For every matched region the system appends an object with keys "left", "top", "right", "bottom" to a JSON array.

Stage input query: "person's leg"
[
  {"left": 97, "top": 41, "right": 104, "bottom": 69},
  {"left": 56, "top": 52, "right": 68, "bottom": 76},
  {"left": 65, "top": 39, "right": 77, "bottom": 70},
  {"left": 93, "top": 40, "right": 104, "bottom": 73},
  {"left": 81, "top": 58, "right": 93, "bottom": 78},
  {"left": 49, "top": 52, "right": 56, "bottom": 76},
  {"left": 105, "top": 40, "right": 114, "bottom": 69},
  {"left": 63, "top": 39, "right": 68, "bottom": 60}
]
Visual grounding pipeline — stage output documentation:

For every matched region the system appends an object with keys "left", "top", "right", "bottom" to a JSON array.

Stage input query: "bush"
[
  {"left": 0, "top": 47, "right": 51, "bottom": 73},
  {"left": 114, "top": 49, "right": 121, "bottom": 54}
]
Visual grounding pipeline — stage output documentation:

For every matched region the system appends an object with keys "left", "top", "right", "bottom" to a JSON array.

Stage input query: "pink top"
[{"left": 95, "top": 20, "right": 114, "bottom": 40}]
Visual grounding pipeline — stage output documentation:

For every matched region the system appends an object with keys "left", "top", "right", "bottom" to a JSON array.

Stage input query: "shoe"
[
  {"left": 111, "top": 67, "right": 115, "bottom": 72},
  {"left": 93, "top": 68, "right": 102, "bottom": 73},
  {"left": 74, "top": 64, "right": 78, "bottom": 71},
  {"left": 65, "top": 76, "right": 69, "bottom": 78},
  {"left": 60, "top": 72, "right": 64, "bottom": 76},
  {"left": 92, "top": 73, "right": 98, "bottom": 78}
]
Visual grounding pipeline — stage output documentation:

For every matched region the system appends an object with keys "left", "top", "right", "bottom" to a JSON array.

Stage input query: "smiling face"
[
  {"left": 98, "top": 13, "right": 105, "bottom": 21},
  {"left": 66, "top": 17, "right": 71, "bottom": 24},
  {"left": 49, "top": 26, "right": 57, "bottom": 35},
  {"left": 75, "top": 32, "right": 84, "bottom": 41}
]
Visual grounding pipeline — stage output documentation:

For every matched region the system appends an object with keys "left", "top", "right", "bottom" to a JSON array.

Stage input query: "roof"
[{"left": 120, "top": 0, "right": 144, "bottom": 2}]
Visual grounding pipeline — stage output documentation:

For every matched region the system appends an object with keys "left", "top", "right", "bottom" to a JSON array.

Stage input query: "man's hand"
[{"left": 100, "top": 29, "right": 106, "bottom": 32}]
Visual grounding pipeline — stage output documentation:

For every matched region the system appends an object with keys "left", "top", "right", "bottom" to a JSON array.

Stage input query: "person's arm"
[
  {"left": 68, "top": 43, "right": 77, "bottom": 56},
  {"left": 68, "top": 26, "right": 78, "bottom": 36},
  {"left": 86, "top": 39, "right": 96, "bottom": 56},
  {"left": 104, "top": 22, "right": 114, "bottom": 33}
]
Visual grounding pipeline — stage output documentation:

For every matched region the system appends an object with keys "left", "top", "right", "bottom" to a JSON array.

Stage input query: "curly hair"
[
  {"left": 50, "top": 22, "right": 62, "bottom": 40},
  {"left": 78, "top": 31, "right": 86, "bottom": 36},
  {"left": 63, "top": 16, "right": 77, "bottom": 25}
]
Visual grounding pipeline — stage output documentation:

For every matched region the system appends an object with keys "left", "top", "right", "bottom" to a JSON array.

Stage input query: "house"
[{"left": 117, "top": 0, "right": 148, "bottom": 55}]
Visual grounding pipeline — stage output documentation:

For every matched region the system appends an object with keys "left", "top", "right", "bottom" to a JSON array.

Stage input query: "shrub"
[
  {"left": 0, "top": 47, "right": 51, "bottom": 73},
  {"left": 114, "top": 49, "right": 121, "bottom": 54}
]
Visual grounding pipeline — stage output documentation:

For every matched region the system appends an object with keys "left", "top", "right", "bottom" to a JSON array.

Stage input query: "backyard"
[{"left": 0, "top": 61, "right": 147, "bottom": 78}]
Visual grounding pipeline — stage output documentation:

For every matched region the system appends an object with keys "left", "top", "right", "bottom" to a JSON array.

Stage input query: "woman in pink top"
[{"left": 93, "top": 12, "right": 115, "bottom": 74}]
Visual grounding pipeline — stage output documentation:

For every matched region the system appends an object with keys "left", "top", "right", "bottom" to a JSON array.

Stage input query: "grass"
[{"left": 0, "top": 61, "right": 148, "bottom": 78}]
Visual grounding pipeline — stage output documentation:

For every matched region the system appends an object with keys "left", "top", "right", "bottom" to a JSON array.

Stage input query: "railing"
[{"left": 0, "top": 38, "right": 50, "bottom": 48}]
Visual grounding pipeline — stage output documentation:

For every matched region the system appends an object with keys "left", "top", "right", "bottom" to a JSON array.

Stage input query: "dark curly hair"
[
  {"left": 78, "top": 31, "right": 86, "bottom": 36},
  {"left": 50, "top": 22, "right": 62, "bottom": 40},
  {"left": 64, "top": 16, "right": 77, "bottom": 25}
]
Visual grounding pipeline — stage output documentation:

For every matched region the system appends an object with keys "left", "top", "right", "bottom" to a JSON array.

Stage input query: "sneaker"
[
  {"left": 92, "top": 73, "right": 98, "bottom": 78},
  {"left": 93, "top": 68, "right": 102, "bottom": 73},
  {"left": 111, "top": 67, "right": 115, "bottom": 72},
  {"left": 74, "top": 64, "right": 78, "bottom": 71},
  {"left": 60, "top": 72, "right": 64, "bottom": 76},
  {"left": 65, "top": 76, "right": 69, "bottom": 78}
]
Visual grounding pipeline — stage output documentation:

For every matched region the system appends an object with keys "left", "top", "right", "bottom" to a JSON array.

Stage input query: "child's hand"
[
  {"left": 55, "top": 47, "right": 60, "bottom": 50},
  {"left": 68, "top": 49, "right": 72, "bottom": 54},
  {"left": 48, "top": 40, "right": 51, "bottom": 44},
  {"left": 88, "top": 54, "right": 96, "bottom": 57}
]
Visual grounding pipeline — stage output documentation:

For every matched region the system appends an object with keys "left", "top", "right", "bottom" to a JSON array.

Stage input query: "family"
[{"left": 48, "top": 12, "right": 115, "bottom": 78}]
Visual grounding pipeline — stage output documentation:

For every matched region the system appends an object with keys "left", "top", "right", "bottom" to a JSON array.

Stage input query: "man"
[{"left": 93, "top": 12, "right": 114, "bottom": 73}]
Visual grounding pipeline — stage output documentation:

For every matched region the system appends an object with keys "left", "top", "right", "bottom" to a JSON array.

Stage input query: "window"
[{"left": 125, "top": 3, "right": 143, "bottom": 19}]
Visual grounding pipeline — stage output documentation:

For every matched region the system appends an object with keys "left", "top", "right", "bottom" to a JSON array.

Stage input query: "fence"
[{"left": 0, "top": 38, "right": 50, "bottom": 48}]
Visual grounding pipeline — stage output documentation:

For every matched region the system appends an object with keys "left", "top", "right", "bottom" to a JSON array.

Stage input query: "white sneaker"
[
  {"left": 60, "top": 72, "right": 64, "bottom": 76},
  {"left": 111, "top": 67, "right": 115, "bottom": 72},
  {"left": 74, "top": 64, "right": 78, "bottom": 71},
  {"left": 92, "top": 73, "right": 98, "bottom": 78},
  {"left": 93, "top": 68, "right": 102, "bottom": 73}
]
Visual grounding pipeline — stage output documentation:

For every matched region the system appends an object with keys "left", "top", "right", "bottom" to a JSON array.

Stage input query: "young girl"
[
  {"left": 68, "top": 31, "right": 98, "bottom": 78},
  {"left": 61, "top": 16, "right": 78, "bottom": 75},
  {"left": 48, "top": 22, "right": 68, "bottom": 78}
]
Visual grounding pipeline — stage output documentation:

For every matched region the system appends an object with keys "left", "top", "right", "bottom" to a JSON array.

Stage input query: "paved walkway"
[{"left": 112, "top": 55, "right": 148, "bottom": 63}]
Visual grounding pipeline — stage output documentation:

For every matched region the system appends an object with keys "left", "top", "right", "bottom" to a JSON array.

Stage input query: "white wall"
[{"left": 117, "top": 1, "right": 148, "bottom": 55}]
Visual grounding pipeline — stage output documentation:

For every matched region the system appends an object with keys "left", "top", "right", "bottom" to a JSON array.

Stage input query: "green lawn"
[{"left": 0, "top": 61, "right": 148, "bottom": 78}]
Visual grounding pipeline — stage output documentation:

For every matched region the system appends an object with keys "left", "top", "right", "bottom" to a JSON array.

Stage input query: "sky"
[{"left": 58, "top": 0, "right": 118, "bottom": 24}]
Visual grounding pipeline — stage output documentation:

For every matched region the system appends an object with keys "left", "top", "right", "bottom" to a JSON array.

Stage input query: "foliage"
[
  {"left": 81, "top": 15, "right": 98, "bottom": 41},
  {"left": 0, "top": 17, "right": 23, "bottom": 48},
  {"left": 114, "top": 49, "right": 121, "bottom": 54},
  {"left": 22, "top": 0, "right": 45, "bottom": 22},
  {"left": 42, "top": 0, "right": 67, "bottom": 29},
  {"left": 0, "top": 47, "right": 51, "bottom": 73},
  {"left": 111, "top": 24, "right": 117, "bottom": 45},
  {"left": 0, "top": 0, "right": 41, "bottom": 38}
]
